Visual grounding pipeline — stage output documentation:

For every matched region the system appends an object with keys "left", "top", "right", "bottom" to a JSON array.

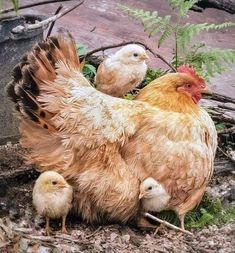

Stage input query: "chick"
[
  {"left": 95, "top": 44, "right": 148, "bottom": 97},
  {"left": 33, "top": 171, "right": 73, "bottom": 236},
  {"left": 139, "top": 177, "right": 170, "bottom": 213}
]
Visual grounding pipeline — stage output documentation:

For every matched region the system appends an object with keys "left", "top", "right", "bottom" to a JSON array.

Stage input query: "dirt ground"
[{"left": 0, "top": 144, "right": 234, "bottom": 253}]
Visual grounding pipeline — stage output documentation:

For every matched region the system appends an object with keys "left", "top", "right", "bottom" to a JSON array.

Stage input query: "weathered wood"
[{"left": 197, "top": 0, "right": 235, "bottom": 14}]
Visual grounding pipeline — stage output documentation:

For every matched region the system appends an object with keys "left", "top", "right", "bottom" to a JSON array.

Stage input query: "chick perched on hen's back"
[
  {"left": 33, "top": 171, "right": 73, "bottom": 236},
  {"left": 95, "top": 44, "right": 148, "bottom": 97},
  {"left": 139, "top": 177, "right": 170, "bottom": 213}
]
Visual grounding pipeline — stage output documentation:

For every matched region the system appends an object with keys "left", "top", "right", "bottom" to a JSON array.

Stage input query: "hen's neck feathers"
[{"left": 136, "top": 74, "right": 200, "bottom": 114}]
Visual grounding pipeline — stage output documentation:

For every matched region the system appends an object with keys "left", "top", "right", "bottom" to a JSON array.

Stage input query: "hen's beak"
[
  {"left": 139, "top": 54, "right": 149, "bottom": 60},
  {"left": 139, "top": 191, "right": 147, "bottom": 199},
  {"left": 201, "top": 85, "right": 212, "bottom": 95}
]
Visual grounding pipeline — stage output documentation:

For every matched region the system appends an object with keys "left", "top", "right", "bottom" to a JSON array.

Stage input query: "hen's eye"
[
  {"left": 133, "top": 53, "right": 138, "bottom": 57},
  {"left": 52, "top": 181, "right": 57, "bottom": 185},
  {"left": 148, "top": 186, "right": 152, "bottom": 190},
  {"left": 185, "top": 84, "right": 192, "bottom": 88}
]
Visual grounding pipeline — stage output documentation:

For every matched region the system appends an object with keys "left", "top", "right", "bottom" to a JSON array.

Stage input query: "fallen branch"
[
  {"left": 144, "top": 212, "right": 193, "bottom": 236},
  {"left": 217, "top": 146, "right": 235, "bottom": 163},
  {"left": 203, "top": 92, "right": 235, "bottom": 104},
  {"left": 218, "top": 126, "right": 235, "bottom": 134},
  {"left": 0, "top": 0, "right": 73, "bottom": 14},
  {"left": 46, "top": 4, "right": 63, "bottom": 39},
  {"left": 12, "top": 1, "right": 84, "bottom": 34},
  {"left": 84, "top": 41, "right": 176, "bottom": 72}
]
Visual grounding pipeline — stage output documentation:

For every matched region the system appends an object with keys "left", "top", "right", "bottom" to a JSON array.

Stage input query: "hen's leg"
[
  {"left": 61, "top": 215, "right": 68, "bottom": 234},
  {"left": 179, "top": 214, "right": 185, "bottom": 230}
]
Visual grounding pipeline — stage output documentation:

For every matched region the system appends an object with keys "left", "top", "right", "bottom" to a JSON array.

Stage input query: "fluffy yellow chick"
[
  {"left": 95, "top": 44, "right": 148, "bottom": 97},
  {"left": 139, "top": 177, "right": 170, "bottom": 213},
  {"left": 33, "top": 171, "right": 73, "bottom": 236}
]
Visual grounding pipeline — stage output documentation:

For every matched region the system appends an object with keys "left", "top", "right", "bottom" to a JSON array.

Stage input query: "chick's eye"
[
  {"left": 148, "top": 186, "right": 152, "bottom": 190},
  {"left": 52, "top": 181, "right": 57, "bottom": 185},
  {"left": 133, "top": 53, "right": 138, "bottom": 57}
]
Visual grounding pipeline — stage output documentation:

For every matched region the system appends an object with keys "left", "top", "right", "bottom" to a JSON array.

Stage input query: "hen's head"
[
  {"left": 35, "top": 171, "right": 70, "bottom": 194},
  {"left": 112, "top": 44, "right": 148, "bottom": 64},
  {"left": 175, "top": 65, "right": 207, "bottom": 104},
  {"left": 136, "top": 65, "right": 208, "bottom": 112},
  {"left": 139, "top": 177, "right": 166, "bottom": 199}
]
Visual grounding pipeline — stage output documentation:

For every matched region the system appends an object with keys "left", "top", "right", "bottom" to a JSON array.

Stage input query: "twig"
[
  {"left": 217, "top": 146, "right": 235, "bottom": 163},
  {"left": 218, "top": 126, "right": 235, "bottom": 134},
  {"left": 0, "top": 0, "right": 73, "bottom": 14},
  {"left": 46, "top": 5, "right": 63, "bottom": 39},
  {"left": 85, "top": 226, "right": 102, "bottom": 239},
  {"left": 144, "top": 212, "right": 193, "bottom": 236},
  {"left": 84, "top": 41, "right": 176, "bottom": 72},
  {"left": 12, "top": 1, "right": 84, "bottom": 34},
  {"left": 90, "top": 26, "right": 96, "bottom": 32}
]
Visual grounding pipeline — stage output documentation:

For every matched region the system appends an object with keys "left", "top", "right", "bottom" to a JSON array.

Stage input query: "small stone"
[
  {"left": 110, "top": 232, "right": 118, "bottom": 241},
  {"left": 122, "top": 234, "right": 130, "bottom": 243}
]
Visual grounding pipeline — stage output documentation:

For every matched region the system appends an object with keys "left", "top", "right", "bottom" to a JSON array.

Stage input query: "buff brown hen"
[{"left": 7, "top": 34, "right": 217, "bottom": 230}]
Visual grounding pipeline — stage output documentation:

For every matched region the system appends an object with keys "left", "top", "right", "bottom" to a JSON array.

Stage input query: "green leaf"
[
  {"left": 77, "top": 44, "right": 88, "bottom": 56},
  {"left": 215, "top": 123, "right": 226, "bottom": 132},
  {"left": 11, "top": 0, "right": 19, "bottom": 13}
]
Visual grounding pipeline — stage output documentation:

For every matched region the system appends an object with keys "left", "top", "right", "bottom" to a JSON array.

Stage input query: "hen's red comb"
[{"left": 177, "top": 64, "right": 206, "bottom": 88}]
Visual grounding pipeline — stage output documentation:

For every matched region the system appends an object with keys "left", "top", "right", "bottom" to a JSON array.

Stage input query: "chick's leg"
[
  {"left": 138, "top": 216, "right": 156, "bottom": 229},
  {"left": 45, "top": 217, "right": 53, "bottom": 236},
  {"left": 179, "top": 214, "right": 185, "bottom": 230},
  {"left": 61, "top": 215, "right": 68, "bottom": 234}
]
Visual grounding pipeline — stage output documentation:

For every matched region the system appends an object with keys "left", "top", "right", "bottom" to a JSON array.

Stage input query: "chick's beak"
[
  {"left": 139, "top": 191, "right": 147, "bottom": 199},
  {"left": 58, "top": 183, "right": 67, "bottom": 189},
  {"left": 139, "top": 54, "right": 149, "bottom": 60}
]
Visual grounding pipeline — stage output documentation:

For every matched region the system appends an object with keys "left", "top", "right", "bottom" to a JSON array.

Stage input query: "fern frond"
[
  {"left": 119, "top": 5, "right": 171, "bottom": 38},
  {"left": 169, "top": 0, "right": 199, "bottom": 17},
  {"left": 181, "top": 47, "right": 235, "bottom": 79},
  {"left": 158, "top": 26, "right": 174, "bottom": 48},
  {"left": 178, "top": 22, "right": 235, "bottom": 50}
]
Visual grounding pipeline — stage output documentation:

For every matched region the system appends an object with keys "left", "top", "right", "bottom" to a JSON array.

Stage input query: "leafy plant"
[
  {"left": 120, "top": 0, "right": 235, "bottom": 80},
  {"left": 11, "top": 0, "right": 19, "bottom": 13},
  {"left": 76, "top": 44, "right": 96, "bottom": 81},
  {"left": 155, "top": 195, "right": 235, "bottom": 229}
]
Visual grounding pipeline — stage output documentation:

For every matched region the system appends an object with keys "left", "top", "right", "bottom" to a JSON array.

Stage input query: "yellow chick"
[
  {"left": 33, "top": 171, "right": 73, "bottom": 236},
  {"left": 95, "top": 44, "right": 148, "bottom": 97},
  {"left": 139, "top": 177, "right": 170, "bottom": 213}
]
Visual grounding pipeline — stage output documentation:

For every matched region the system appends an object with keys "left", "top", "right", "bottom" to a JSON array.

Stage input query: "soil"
[{"left": 0, "top": 143, "right": 234, "bottom": 253}]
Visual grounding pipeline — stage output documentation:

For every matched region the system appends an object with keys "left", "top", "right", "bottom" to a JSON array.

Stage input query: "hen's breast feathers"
[{"left": 122, "top": 108, "right": 217, "bottom": 213}]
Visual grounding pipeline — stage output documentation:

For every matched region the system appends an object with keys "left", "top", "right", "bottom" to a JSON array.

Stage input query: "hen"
[
  {"left": 7, "top": 35, "right": 217, "bottom": 229},
  {"left": 95, "top": 44, "right": 148, "bottom": 97},
  {"left": 33, "top": 171, "right": 73, "bottom": 235}
]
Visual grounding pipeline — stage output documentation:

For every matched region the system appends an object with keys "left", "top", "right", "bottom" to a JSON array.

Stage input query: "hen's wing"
[{"left": 7, "top": 34, "right": 151, "bottom": 172}]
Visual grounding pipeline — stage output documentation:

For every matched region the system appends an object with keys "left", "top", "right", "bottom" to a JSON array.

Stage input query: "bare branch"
[
  {"left": 46, "top": 4, "right": 63, "bottom": 39},
  {"left": 0, "top": 0, "right": 73, "bottom": 14},
  {"left": 144, "top": 212, "right": 193, "bottom": 236},
  {"left": 11, "top": 1, "right": 84, "bottom": 34}
]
